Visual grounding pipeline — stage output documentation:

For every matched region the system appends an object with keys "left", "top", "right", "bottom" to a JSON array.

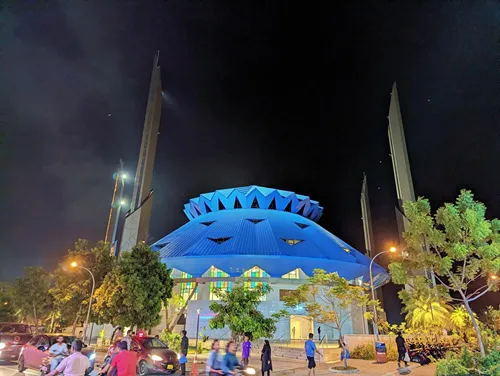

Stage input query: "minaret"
[
  {"left": 388, "top": 82, "right": 435, "bottom": 285},
  {"left": 360, "top": 173, "right": 375, "bottom": 259},
  {"left": 119, "top": 52, "right": 162, "bottom": 255}
]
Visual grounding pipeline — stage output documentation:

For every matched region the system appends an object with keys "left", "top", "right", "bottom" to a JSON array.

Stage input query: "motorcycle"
[{"left": 40, "top": 354, "right": 67, "bottom": 376}]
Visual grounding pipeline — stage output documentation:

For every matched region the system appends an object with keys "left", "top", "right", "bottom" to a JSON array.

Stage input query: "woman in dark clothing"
[{"left": 261, "top": 340, "right": 273, "bottom": 376}]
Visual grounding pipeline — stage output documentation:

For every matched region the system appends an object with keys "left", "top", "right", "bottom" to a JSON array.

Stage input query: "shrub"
[
  {"left": 436, "top": 353, "right": 470, "bottom": 376},
  {"left": 350, "top": 343, "right": 375, "bottom": 360},
  {"left": 159, "top": 330, "right": 181, "bottom": 352}
]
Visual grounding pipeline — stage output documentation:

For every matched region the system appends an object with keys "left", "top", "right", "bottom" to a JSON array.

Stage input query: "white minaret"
[{"left": 119, "top": 52, "right": 162, "bottom": 255}]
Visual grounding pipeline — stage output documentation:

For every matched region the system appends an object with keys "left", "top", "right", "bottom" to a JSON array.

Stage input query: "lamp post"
[
  {"left": 71, "top": 262, "right": 95, "bottom": 344},
  {"left": 369, "top": 247, "right": 397, "bottom": 342},
  {"left": 195, "top": 308, "right": 201, "bottom": 352}
]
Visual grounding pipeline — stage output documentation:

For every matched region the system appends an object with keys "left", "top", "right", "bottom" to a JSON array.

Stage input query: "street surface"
[{"left": 0, "top": 357, "right": 436, "bottom": 376}]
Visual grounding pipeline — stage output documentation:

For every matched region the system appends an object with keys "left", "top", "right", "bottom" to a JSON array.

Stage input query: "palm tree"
[{"left": 404, "top": 295, "right": 451, "bottom": 330}]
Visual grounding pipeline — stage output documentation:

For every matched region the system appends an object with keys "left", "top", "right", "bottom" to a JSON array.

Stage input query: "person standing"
[
  {"left": 206, "top": 339, "right": 223, "bottom": 376},
  {"left": 49, "top": 335, "right": 70, "bottom": 371},
  {"left": 241, "top": 335, "right": 252, "bottom": 367},
  {"left": 317, "top": 327, "right": 321, "bottom": 341},
  {"left": 122, "top": 330, "right": 133, "bottom": 350},
  {"left": 305, "top": 333, "right": 322, "bottom": 376},
  {"left": 396, "top": 331, "right": 408, "bottom": 368},
  {"left": 47, "top": 340, "right": 89, "bottom": 376},
  {"left": 180, "top": 330, "right": 189, "bottom": 376},
  {"left": 260, "top": 340, "right": 273, "bottom": 376},
  {"left": 108, "top": 341, "right": 137, "bottom": 376}
]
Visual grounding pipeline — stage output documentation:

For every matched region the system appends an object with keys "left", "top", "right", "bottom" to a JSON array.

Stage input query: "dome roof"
[
  {"left": 153, "top": 187, "right": 389, "bottom": 287},
  {"left": 183, "top": 186, "right": 323, "bottom": 222}
]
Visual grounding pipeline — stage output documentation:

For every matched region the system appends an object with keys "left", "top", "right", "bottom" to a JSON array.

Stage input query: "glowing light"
[
  {"left": 120, "top": 200, "right": 126, "bottom": 206},
  {"left": 389, "top": 247, "right": 397, "bottom": 253},
  {"left": 71, "top": 262, "right": 78, "bottom": 268},
  {"left": 122, "top": 174, "right": 127, "bottom": 180},
  {"left": 491, "top": 275, "right": 498, "bottom": 280}
]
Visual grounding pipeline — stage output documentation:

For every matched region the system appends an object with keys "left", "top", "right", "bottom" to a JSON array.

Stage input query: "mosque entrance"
[{"left": 290, "top": 315, "right": 313, "bottom": 340}]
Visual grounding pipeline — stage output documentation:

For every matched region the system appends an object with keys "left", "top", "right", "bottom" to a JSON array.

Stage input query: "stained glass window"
[
  {"left": 243, "top": 267, "right": 268, "bottom": 301},
  {"left": 179, "top": 272, "right": 198, "bottom": 301},
  {"left": 209, "top": 267, "right": 231, "bottom": 300},
  {"left": 282, "top": 268, "right": 300, "bottom": 279}
]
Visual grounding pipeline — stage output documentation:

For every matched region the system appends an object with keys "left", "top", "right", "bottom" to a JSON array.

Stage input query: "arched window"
[
  {"left": 179, "top": 272, "right": 198, "bottom": 301},
  {"left": 209, "top": 267, "right": 232, "bottom": 300}
]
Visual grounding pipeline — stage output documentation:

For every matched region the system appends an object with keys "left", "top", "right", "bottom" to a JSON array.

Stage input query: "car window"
[
  {"left": 143, "top": 338, "right": 167, "bottom": 349},
  {"left": 37, "top": 336, "right": 50, "bottom": 350},
  {"left": 28, "top": 336, "right": 40, "bottom": 346},
  {"left": 0, "top": 324, "right": 29, "bottom": 333},
  {"left": 130, "top": 340, "right": 141, "bottom": 351}
]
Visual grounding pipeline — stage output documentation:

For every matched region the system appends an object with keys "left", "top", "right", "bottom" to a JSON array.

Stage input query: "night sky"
[{"left": 1, "top": 1, "right": 499, "bottom": 316}]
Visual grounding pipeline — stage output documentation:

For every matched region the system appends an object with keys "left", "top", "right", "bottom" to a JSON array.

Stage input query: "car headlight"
[
  {"left": 89, "top": 353, "right": 96, "bottom": 361},
  {"left": 150, "top": 355, "right": 163, "bottom": 362},
  {"left": 0, "top": 343, "right": 5, "bottom": 349}
]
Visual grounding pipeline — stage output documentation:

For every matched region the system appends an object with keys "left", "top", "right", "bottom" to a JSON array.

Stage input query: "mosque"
[{"left": 150, "top": 185, "right": 389, "bottom": 340}]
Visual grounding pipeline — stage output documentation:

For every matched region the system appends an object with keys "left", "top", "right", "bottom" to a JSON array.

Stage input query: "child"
[{"left": 241, "top": 335, "right": 252, "bottom": 367}]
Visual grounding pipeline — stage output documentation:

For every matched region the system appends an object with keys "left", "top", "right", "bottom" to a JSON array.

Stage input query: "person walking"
[
  {"left": 396, "top": 331, "right": 408, "bottom": 368},
  {"left": 222, "top": 341, "right": 239, "bottom": 376},
  {"left": 260, "top": 340, "right": 273, "bottom": 376},
  {"left": 241, "top": 335, "right": 252, "bottom": 367},
  {"left": 305, "top": 333, "right": 322, "bottom": 376},
  {"left": 180, "top": 330, "right": 189, "bottom": 376},
  {"left": 47, "top": 340, "right": 89, "bottom": 376},
  {"left": 317, "top": 327, "right": 321, "bottom": 341},
  {"left": 206, "top": 339, "right": 224, "bottom": 376},
  {"left": 108, "top": 341, "right": 137, "bottom": 376}
]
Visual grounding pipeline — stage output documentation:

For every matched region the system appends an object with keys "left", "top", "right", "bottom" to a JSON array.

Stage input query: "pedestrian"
[
  {"left": 317, "top": 327, "right": 321, "bottom": 341},
  {"left": 260, "top": 340, "right": 272, "bottom": 376},
  {"left": 291, "top": 327, "right": 296, "bottom": 339},
  {"left": 180, "top": 330, "right": 189, "bottom": 376},
  {"left": 241, "top": 334, "right": 252, "bottom": 367},
  {"left": 305, "top": 333, "right": 322, "bottom": 376},
  {"left": 108, "top": 341, "right": 137, "bottom": 376},
  {"left": 47, "top": 340, "right": 89, "bottom": 376},
  {"left": 396, "top": 331, "right": 408, "bottom": 368},
  {"left": 206, "top": 339, "right": 224, "bottom": 376},
  {"left": 113, "top": 327, "right": 123, "bottom": 342},
  {"left": 222, "top": 341, "right": 239, "bottom": 376},
  {"left": 98, "top": 344, "right": 119, "bottom": 376}
]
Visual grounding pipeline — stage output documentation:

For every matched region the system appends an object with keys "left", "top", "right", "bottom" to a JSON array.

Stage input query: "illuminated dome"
[{"left": 152, "top": 186, "right": 389, "bottom": 286}]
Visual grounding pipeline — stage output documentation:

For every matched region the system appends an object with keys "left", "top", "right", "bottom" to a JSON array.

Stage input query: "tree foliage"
[
  {"left": 13, "top": 267, "right": 52, "bottom": 331},
  {"left": 0, "top": 283, "right": 16, "bottom": 322},
  {"left": 282, "top": 269, "right": 374, "bottom": 368},
  {"left": 94, "top": 242, "right": 172, "bottom": 329},
  {"left": 389, "top": 190, "right": 500, "bottom": 357},
  {"left": 209, "top": 280, "right": 283, "bottom": 340},
  {"left": 51, "top": 239, "right": 115, "bottom": 333}
]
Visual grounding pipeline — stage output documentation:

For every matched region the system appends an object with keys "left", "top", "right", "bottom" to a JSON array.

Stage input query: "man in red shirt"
[{"left": 109, "top": 341, "right": 137, "bottom": 376}]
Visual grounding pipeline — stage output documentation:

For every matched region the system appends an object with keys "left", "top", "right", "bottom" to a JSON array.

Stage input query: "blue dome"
[{"left": 152, "top": 187, "right": 389, "bottom": 287}]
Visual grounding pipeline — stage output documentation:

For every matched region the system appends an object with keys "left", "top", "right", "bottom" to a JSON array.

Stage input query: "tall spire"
[
  {"left": 360, "top": 173, "right": 375, "bottom": 258},
  {"left": 119, "top": 52, "right": 162, "bottom": 255}
]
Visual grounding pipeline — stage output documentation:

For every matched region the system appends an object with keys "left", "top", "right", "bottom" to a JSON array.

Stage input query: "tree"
[
  {"left": 94, "top": 242, "right": 173, "bottom": 329},
  {"left": 403, "top": 294, "right": 450, "bottom": 331},
  {"left": 51, "top": 239, "right": 115, "bottom": 334},
  {"left": 389, "top": 190, "right": 500, "bottom": 357},
  {"left": 0, "top": 283, "right": 16, "bottom": 322},
  {"left": 209, "top": 280, "right": 283, "bottom": 340},
  {"left": 13, "top": 267, "right": 52, "bottom": 333},
  {"left": 282, "top": 269, "right": 373, "bottom": 368}
]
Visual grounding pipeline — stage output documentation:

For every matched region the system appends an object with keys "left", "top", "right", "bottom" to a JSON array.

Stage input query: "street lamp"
[
  {"left": 195, "top": 308, "right": 201, "bottom": 352},
  {"left": 369, "top": 247, "right": 397, "bottom": 341},
  {"left": 71, "top": 262, "right": 95, "bottom": 344}
]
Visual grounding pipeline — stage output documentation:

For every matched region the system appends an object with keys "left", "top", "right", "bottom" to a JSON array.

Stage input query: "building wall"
[{"left": 170, "top": 275, "right": 357, "bottom": 341}]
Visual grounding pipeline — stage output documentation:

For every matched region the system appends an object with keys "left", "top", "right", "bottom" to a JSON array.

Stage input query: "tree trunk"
[
  {"left": 33, "top": 304, "right": 38, "bottom": 334},
  {"left": 164, "top": 301, "right": 169, "bottom": 330},
  {"left": 464, "top": 299, "right": 485, "bottom": 358},
  {"left": 49, "top": 315, "right": 55, "bottom": 333},
  {"left": 72, "top": 313, "right": 80, "bottom": 336}
]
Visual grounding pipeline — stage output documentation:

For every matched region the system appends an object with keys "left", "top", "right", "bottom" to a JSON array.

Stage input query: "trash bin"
[{"left": 375, "top": 342, "right": 387, "bottom": 363}]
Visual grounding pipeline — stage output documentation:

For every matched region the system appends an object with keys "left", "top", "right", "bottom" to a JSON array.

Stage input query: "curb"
[{"left": 328, "top": 367, "right": 360, "bottom": 374}]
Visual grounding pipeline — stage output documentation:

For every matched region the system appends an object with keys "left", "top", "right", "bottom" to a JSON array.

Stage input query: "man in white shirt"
[{"left": 48, "top": 340, "right": 89, "bottom": 376}]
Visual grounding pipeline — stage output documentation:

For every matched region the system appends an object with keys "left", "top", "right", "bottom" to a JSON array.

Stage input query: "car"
[
  {"left": 0, "top": 322, "right": 33, "bottom": 362},
  {"left": 18, "top": 334, "right": 96, "bottom": 375},
  {"left": 106, "top": 334, "right": 179, "bottom": 376}
]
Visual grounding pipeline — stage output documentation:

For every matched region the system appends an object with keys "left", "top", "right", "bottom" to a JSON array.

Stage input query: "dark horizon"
[{"left": 1, "top": 1, "right": 499, "bottom": 318}]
